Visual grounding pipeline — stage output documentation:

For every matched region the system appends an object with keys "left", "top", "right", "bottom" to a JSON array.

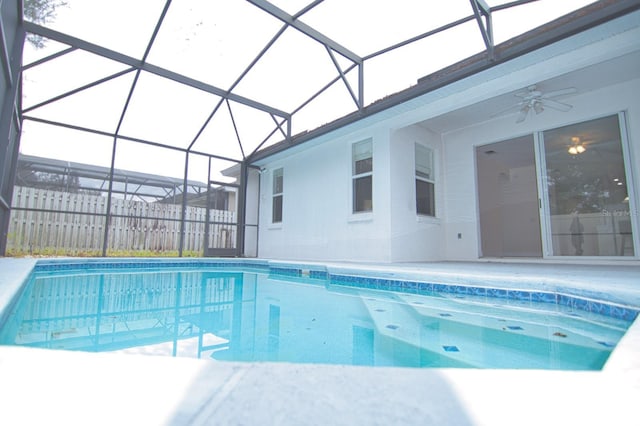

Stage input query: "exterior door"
[{"left": 204, "top": 180, "right": 240, "bottom": 257}]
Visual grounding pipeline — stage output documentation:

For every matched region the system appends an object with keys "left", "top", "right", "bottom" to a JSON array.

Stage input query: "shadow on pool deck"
[{"left": 174, "top": 362, "right": 476, "bottom": 426}]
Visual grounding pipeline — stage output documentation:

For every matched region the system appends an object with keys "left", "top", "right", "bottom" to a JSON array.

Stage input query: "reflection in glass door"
[
  {"left": 476, "top": 135, "right": 542, "bottom": 257},
  {"left": 541, "top": 114, "right": 634, "bottom": 256}
]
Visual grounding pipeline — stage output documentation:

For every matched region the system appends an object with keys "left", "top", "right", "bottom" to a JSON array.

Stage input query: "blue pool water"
[{"left": 0, "top": 264, "right": 635, "bottom": 370}]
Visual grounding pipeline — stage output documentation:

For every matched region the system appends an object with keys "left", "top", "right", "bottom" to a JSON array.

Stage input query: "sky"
[{"left": 18, "top": 0, "right": 597, "bottom": 183}]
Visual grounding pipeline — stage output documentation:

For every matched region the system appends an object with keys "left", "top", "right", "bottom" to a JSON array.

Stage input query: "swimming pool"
[{"left": 0, "top": 259, "right": 636, "bottom": 370}]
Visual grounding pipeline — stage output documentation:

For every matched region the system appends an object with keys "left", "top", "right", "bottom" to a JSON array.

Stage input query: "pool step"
[
  {"left": 395, "top": 293, "right": 621, "bottom": 350},
  {"left": 360, "top": 294, "right": 487, "bottom": 368},
  {"left": 360, "top": 294, "right": 611, "bottom": 369}
]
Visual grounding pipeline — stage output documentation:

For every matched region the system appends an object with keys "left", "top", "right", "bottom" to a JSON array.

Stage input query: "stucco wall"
[
  {"left": 257, "top": 127, "right": 394, "bottom": 262},
  {"left": 388, "top": 125, "right": 444, "bottom": 262}
]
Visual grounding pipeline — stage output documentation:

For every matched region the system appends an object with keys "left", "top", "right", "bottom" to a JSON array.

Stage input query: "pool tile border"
[
  {"left": 29, "top": 258, "right": 640, "bottom": 322},
  {"left": 327, "top": 274, "right": 639, "bottom": 322}
]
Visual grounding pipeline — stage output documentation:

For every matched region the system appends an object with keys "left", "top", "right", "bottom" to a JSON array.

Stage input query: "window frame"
[
  {"left": 415, "top": 143, "right": 436, "bottom": 217},
  {"left": 351, "top": 138, "right": 373, "bottom": 214},
  {"left": 271, "top": 167, "right": 283, "bottom": 224}
]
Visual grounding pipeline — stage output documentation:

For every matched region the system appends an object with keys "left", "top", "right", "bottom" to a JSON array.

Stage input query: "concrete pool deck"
[{"left": 0, "top": 257, "right": 639, "bottom": 425}]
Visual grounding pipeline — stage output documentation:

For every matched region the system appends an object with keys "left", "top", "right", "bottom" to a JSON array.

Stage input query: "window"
[
  {"left": 415, "top": 143, "right": 435, "bottom": 216},
  {"left": 272, "top": 168, "right": 283, "bottom": 223},
  {"left": 352, "top": 139, "right": 373, "bottom": 213}
]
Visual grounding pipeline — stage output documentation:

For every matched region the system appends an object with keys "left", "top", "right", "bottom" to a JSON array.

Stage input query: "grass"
[{"left": 6, "top": 248, "right": 202, "bottom": 258}]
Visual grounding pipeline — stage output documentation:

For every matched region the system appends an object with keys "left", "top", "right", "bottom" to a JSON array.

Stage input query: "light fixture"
[
  {"left": 533, "top": 100, "right": 544, "bottom": 114},
  {"left": 568, "top": 136, "right": 586, "bottom": 155}
]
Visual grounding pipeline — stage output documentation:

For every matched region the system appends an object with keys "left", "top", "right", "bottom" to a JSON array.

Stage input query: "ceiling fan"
[{"left": 498, "top": 84, "right": 577, "bottom": 123}]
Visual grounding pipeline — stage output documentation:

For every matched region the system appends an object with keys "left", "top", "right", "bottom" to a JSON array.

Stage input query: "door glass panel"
[
  {"left": 543, "top": 115, "right": 634, "bottom": 256},
  {"left": 476, "top": 135, "right": 542, "bottom": 257}
]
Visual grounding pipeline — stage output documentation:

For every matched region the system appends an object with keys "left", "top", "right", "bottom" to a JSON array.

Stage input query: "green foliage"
[
  {"left": 19, "top": 169, "right": 82, "bottom": 191},
  {"left": 24, "top": 0, "right": 68, "bottom": 48},
  {"left": 106, "top": 249, "right": 201, "bottom": 258},
  {"left": 7, "top": 248, "right": 202, "bottom": 258}
]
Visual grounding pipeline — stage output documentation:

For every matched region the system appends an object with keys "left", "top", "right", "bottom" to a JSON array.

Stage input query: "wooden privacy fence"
[
  {"left": 7, "top": 186, "right": 236, "bottom": 255},
  {"left": 20, "top": 272, "right": 238, "bottom": 333}
]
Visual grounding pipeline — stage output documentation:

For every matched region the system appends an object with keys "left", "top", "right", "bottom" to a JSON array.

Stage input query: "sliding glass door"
[
  {"left": 476, "top": 113, "right": 636, "bottom": 258},
  {"left": 540, "top": 114, "right": 635, "bottom": 257}
]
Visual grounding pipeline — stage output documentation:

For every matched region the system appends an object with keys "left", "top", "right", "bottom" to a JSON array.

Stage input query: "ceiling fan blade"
[
  {"left": 514, "top": 85, "right": 537, "bottom": 98},
  {"left": 516, "top": 105, "right": 530, "bottom": 123},
  {"left": 541, "top": 87, "right": 577, "bottom": 98},
  {"left": 491, "top": 102, "right": 523, "bottom": 118},
  {"left": 543, "top": 99, "right": 573, "bottom": 112}
]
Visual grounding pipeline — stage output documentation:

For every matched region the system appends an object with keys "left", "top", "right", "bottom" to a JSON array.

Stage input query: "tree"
[{"left": 23, "top": 0, "right": 68, "bottom": 48}]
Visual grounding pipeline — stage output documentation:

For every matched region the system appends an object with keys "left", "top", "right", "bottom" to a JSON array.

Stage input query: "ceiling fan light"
[
  {"left": 576, "top": 144, "right": 586, "bottom": 154},
  {"left": 534, "top": 101, "right": 544, "bottom": 114},
  {"left": 568, "top": 145, "right": 584, "bottom": 155}
]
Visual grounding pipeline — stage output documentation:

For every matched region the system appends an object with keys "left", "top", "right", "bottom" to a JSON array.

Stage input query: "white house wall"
[
  {"left": 389, "top": 125, "right": 444, "bottom": 262},
  {"left": 258, "top": 127, "right": 394, "bottom": 262}
]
